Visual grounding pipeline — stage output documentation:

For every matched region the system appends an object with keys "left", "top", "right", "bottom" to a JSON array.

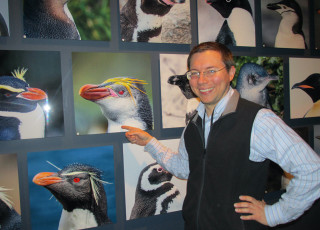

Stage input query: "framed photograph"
[
  {"left": 0, "top": 0, "right": 9, "bottom": 36},
  {"left": 73, "top": 52, "right": 153, "bottom": 134},
  {"left": 0, "top": 50, "right": 64, "bottom": 141},
  {"left": 28, "top": 146, "right": 116, "bottom": 230},
  {"left": 123, "top": 139, "right": 187, "bottom": 220},
  {"left": 261, "top": 0, "right": 309, "bottom": 49},
  {"left": 119, "top": 0, "right": 191, "bottom": 44},
  {"left": 198, "top": 0, "right": 255, "bottom": 47},
  {"left": 0, "top": 153, "right": 21, "bottom": 229},
  {"left": 23, "top": 0, "right": 111, "bottom": 41},
  {"left": 289, "top": 58, "right": 320, "bottom": 119}
]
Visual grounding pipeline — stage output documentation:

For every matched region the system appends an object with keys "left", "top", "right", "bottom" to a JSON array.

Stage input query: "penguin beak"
[
  {"left": 33, "top": 172, "right": 63, "bottom": 186},
  {"left": 291, "top": 84, "right": 314, "bottom": 90},
  {"left": 159, "top": 0, "right": 185, "bottom": 6},
  {"left": 19, "top": 88, "right": 47, "bottom": 101},
  {"left": 267, "top": 3, "right": 281, "bottom": 10},
  {"left": 79, "top": 84, "right": 118, "bottom": 101}
]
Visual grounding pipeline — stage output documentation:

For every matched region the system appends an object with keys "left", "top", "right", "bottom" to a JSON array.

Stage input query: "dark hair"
[{"left": 187, "top": 42, "right": 235, "bottom": 71}]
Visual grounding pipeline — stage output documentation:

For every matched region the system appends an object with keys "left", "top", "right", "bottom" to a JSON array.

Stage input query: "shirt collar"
[{"left": 196, "top": 87, "right": 235, "bottom": 120}]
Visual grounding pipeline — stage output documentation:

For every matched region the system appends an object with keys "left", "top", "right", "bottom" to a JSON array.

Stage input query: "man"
[{"left": 122, "top": 42, "right": 320, "bottom": 230}]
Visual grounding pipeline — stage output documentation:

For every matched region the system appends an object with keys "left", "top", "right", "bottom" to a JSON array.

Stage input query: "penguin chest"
[
  {"left": 59, "top": 209, "right": 98, "bottom": 230},
  {"left": 304, "top": 100, "right": 320, "bottom": 118},
  {"left": 275, "top": 17, "right": 305, "bottom": 48},
  {"left": 227, "top": 8, "right": 255, "bottom": 46}
]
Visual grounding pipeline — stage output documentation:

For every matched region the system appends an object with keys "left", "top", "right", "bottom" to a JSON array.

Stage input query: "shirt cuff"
[{"left": 265, "top": 203, "right": 285, "bottom": 227}]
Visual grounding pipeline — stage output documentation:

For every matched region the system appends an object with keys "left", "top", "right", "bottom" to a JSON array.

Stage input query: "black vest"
[{"left": 183, "top": 96, "right": 269, "bottom": 230}]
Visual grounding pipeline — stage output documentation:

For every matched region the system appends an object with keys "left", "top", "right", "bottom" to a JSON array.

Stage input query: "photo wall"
[{"left": 1, "top": 0, "right": 320, "bottom": 230}]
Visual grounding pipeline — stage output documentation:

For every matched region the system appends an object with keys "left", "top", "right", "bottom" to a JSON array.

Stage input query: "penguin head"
[
  {"left": 79, "top": 77, "right": 153, "bottom": 129},
  {"left": 267, "top": 0, "right": 302, "bottom": 18},
  {"left": 0, "top": 68, "right": 47, "bottom": 113},
  {"left": 291, "top": 73, "right": 320, "bottom": 103},
  {"left": 140, "top": 0, "right": 185, "bottom": 16},
  {"left": 139, "top": 163, "right": 173, "bottom": 192},
  {"left": 167, "top": 74, "right": 197, "bottom": 99},
  {"left": 206, "top": 0, "right": 253, "bottom": 18},
  {"left": 236, "top": 63, "right": 279, "bottom": 93},
  {"left": 33, "top": 163, "right": 109, "bottom": 212}
]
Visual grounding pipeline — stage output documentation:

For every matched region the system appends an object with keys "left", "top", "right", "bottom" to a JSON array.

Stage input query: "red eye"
[
  {"left": 157, "top": 168, "right": 163, "bottom": 172},
  {"left": 73, "top": 178, "right": 80, "bottom": 183},
  {"left": 118, "top": 90, "right": 124, "bottom": 95}
]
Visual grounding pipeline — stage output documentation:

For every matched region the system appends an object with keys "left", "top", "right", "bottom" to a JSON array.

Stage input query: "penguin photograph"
[
  {"left": 28, "top": 145, "right": 116, "bottom": 230},
  {"left": 0, "top": 0, "right": 9, "bottom": 37},
  {"left": 123, "top": 140, "right": 187, "bottom": 220},
  {"left": 261, "top": 0, "right": 309, "bottom": 49},
  {"left": 197, "top": 0, "right": 256, "bottom": 47},
  {"left": 232, "top": 56, "right": 284, "bottom": 117},
  {"left": 23, "top": 0, "right": 111, "bottom": 41},
  {"left": 0, "top": 153, "right": 21, "bottom": 230},
  {"left": 73, "top": 52, "right": 153, "bottom": 134},
  {"left": 0, "top": 50, "right": 64, "bottom": 141},
  {"left": 290, "top": 58, "right": 320, "bottom": 119},
  {"left": 160, "top": 53, "right": 199, "bottom": 129},
  {"left": 119, "top": 0, "right": 191, "bottom": 43}
]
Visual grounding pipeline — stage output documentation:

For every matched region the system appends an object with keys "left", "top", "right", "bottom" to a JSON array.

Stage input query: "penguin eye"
[
  {"left": 157, "top": 168, "right": 163, "bottom": 172},
  {"left": 118, "top": 90, "right": 124, "bottom": 95},
  {"left": 73, "top": 177, "right": 81, "bottom": 183},
  {"left": 248, "top": 75, "right": 257, "bottom": 85}
]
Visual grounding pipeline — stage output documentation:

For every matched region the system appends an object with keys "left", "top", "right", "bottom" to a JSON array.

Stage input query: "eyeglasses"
[{"left": 185, "top": 66, "right": 226, "bottom": 80}]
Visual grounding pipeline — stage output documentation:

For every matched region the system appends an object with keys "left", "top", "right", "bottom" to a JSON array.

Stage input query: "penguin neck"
[
  {"left": 279, "top": 12, "right": 299, "bottom": 32},
  {"left": 59, "top": 208, "right": 98, "bottom": 230},
  {"left": 0, "top": 104, "right": 45, "bottom": 139},
  {"left": 107, "top": 118, "right": 146, "bottom": 133}
]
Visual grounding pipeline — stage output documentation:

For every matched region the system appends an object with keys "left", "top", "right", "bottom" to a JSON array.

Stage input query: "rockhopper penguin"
[
  {"left": 23, "top": 0, "right": 80, "bottom": 40},
  {"left": 235, "top": 63, "right": 279, "bottom": 108},
  {"left": 79, "top": 77, "right": 153, "bottom": 132},
  {"left": 267, "top": 0, "right": 306, "bottom": 49},
  {"left": 120, "top": 0, "right": 185, "bottom": 42},
  {"left": 130, "top": 162, "right": 181, "bottom": 219},
  {"left": 0, "top": 68, "right": 47, "bottom": 140},
  {"left": 0, "top": 187, "right": 21, "bottom": 230},
  {"left": 33, "top": 163, "right": 112, "bottom": 230},
  {"left": 291, "top": 73, "right": 320, "bottom": 118},
  {"left": 207, "top": 0, "right": 255, "bottom": 46}
]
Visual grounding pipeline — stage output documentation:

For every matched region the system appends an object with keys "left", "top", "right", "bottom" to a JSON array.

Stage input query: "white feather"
[{"left": 58, "top": 209, "right": 97, "bottom": 230}]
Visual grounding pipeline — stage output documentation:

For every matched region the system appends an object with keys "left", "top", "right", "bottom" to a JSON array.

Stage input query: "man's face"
[{"left": 189, "top": 50, "right": 235, "bottom": 113}]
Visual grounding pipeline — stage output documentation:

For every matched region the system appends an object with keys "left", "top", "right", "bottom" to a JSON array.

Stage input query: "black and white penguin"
[
  {"left": 267, "top": 0, "right": 306, "bottom": 49},
  {"left": 207, "top": 0, "right": 255, "bottom": 46},
  {"left": 0, "top": 12, "right": 9, "bottom": 36},
  {"left": 79, "top": 77, "right": 153, "bottom": 132},
  {"left": 0, "top": 187, "right": 21, "bottom": 230},
  {"left": 0, "top": 68, "right": 47, "bottom": 141},
  {"left": 291, "top": 73, "right": 320, "bottom": 118},
  {"left": 236, "top": 63, "right": 279, "bottom": 108},
  {"left": 23, "top": 0, "right": 80, "bottom": 40},
  {"left": 120, "top": 0, "right": 185, "bottom": 42},
  {"left": 167, "top": 74, "right": 199, "bottom": 124},
  {"left": 33, "top": 163, "right": 112, "bottom": 230},
  {"left": 130, "top": 162, "right": 181, "bottom": 219}
]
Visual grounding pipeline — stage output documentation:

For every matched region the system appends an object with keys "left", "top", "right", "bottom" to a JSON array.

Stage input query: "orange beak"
[{"left": 33, "top": 172, "right": 62, "bottom": 186}]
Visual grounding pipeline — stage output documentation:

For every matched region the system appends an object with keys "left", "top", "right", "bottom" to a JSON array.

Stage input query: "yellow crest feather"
[{"left": 11, "top": 67, "right": 28, "bottom": 82}]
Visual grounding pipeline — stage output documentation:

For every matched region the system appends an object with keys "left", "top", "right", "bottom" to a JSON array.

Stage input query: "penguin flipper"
[
  {"left": 215, "top": 20, "right": 236, "bottom": 46},
  {"left": 0, "top": 13, "right": 8, "bottom": 36}
]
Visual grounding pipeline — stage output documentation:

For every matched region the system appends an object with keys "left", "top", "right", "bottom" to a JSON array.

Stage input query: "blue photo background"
[{"left": 28, "top": 145, "right": 116, "bottom": 230}]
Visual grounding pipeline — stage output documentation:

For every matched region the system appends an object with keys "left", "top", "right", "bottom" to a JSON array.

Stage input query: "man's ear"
[{"left": 229, "top": 66, "right": 236, "bottom": 81}]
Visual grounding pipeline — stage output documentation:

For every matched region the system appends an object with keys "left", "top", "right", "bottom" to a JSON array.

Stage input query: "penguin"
[
  {"left": 0, "top": 12, "right": 9, "bottom": 36},
  {"left": 267, "top": 0, "right": 306, "bottom": 49},
  {"left": 130, "top": 162, "right": 181, "bottom": 219},
  {"left": 167, "top": 74, "right": 199, "bottom": 124},
  {"left": 291, "top": 73, "right": 320, "bottom": 118},
  {"left": 23, "top": 0, "right": 80, "bottom": 40},
  {"left": 120, "top": 0, "right": 185, "bottom": 42},
  {"left": 0, "top": 187, "right": 21, "bottom": 230},
  {"left": 32, "top": 163, "right": 112, "bottom": 230},
  {"left": 235, "top": 63, "right": 279, "bottom": 108},
  {"left": 0, "top": 68, "right": 47, "bottom": 140},
  {"left": 207, "top": 0, "right": 255, "bottom": 46},
  {"left": 79, "top": 77, "right": 153, "bottom": 132}
]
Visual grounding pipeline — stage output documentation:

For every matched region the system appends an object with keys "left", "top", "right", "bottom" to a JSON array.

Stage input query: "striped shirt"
[{"left": 145, "top": 87, "right": 320, "bottom": 227}]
